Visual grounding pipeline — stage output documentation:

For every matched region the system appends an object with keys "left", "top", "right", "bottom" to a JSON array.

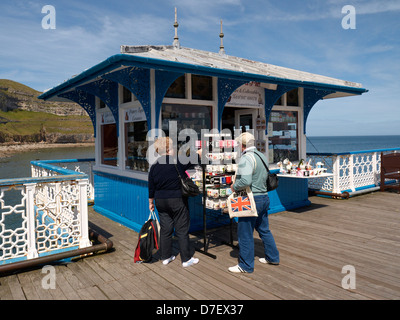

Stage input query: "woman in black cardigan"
[{"left": 148, "top": 137, "right": 199, "bottom": 268}]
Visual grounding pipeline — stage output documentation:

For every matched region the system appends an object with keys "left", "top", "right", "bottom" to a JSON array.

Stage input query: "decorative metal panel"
[
  {"left": 155, "top": 70, "right": 184, "bottom": 128},
  {"left": 59, "top": 90, "right": 97, "bottom": 136},
  {"left": 102, "top": 67, "right": 151, "bottom": 129},
  {"left": 0, "top": 186, "right": 28, "bottom": 262},
  {"left": 217, "top": 78, "right": 248, "bottom": 130},
  {"left": 77, "top": 79, "right": 120, "bottom": 135}
]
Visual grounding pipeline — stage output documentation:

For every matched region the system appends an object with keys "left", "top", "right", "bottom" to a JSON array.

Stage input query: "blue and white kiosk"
[{"left": 39, "top": 17, "right": 367, "bottom": 235}]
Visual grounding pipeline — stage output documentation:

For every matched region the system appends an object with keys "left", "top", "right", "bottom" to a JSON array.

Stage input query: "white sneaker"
[
  {"left": 259, "top": 258, "right": 279, "bottom": 265},
  {"left": 162, "top": 255, "right": 176, "bottom": 265},
  {"left": 228, "top": 265, "right": 247, "bottom": 273},
  {"left": 182, "top": 257, "right": 199, "bottom": 268}
]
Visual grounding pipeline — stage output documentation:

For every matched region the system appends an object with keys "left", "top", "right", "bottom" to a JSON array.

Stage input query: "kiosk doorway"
[
  {"left": 221, "top": 106, "right": 258, "bottom": 135},
  {"left": 235, "top": 109, "right": 257, "bottom": 133}
]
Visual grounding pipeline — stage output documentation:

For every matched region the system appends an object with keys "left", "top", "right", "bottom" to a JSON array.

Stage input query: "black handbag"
[
  {"left": 253, "top": 152, "right": 279, "bottom": 191},
  {"left": 174, "top": 164, "right": 200, "bottom": 197}
]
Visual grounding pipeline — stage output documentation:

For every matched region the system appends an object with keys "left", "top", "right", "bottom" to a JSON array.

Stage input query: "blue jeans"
[{"left": 237, "top": 194, "right": 279, "bottom": 273}]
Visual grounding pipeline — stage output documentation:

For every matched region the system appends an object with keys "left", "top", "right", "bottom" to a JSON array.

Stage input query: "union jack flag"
[{"left": 230, "top": 196, "right": 252, "bottom": 212}]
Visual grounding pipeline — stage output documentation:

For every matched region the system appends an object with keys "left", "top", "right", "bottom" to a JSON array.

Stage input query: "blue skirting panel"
[
  {"left": 267, "top": 176, "right": 311, "bottom": 213},
  {"left": 93, "top": 171, "right": 150, "bottom": 233},
  {"left": 92, "top": 170, "right": 310, "bottom": 233}
]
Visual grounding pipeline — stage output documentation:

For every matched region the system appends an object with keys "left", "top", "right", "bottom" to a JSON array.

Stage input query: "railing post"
[
  {"left": 78, "top": 179, "right": 91, "bottom": 248},
  {"left": 25, "top": 183, "right": 39, "bottom": 260},
  {"left": 372, "top": 152, "right": 378, "bottom": 186},
  {"left": 348, "top": 154, "right": 355, "bottom": 192},
  {"left": 332, "top": 155, "right": 341, "bottom": 194}
]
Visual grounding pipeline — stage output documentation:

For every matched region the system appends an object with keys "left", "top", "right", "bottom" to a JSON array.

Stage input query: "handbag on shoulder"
[{"left": 174, "top": 164, "right": 201, "bottom": 197}]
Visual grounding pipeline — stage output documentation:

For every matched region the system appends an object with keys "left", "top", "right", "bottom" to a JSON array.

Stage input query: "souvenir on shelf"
[{"left": 277, "top": 158, "right": 327, "bottom": 177}]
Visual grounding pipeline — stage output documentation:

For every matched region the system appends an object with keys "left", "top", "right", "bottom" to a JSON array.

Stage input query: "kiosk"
[{"left": 38, "top": 16, "right": 368, "bottom": 234}]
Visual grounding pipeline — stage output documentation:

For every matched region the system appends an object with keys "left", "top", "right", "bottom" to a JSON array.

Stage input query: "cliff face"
[
  {"left": 0, "top": 79, "right": 94, "bottom": 144},
  {"left": 0, "top": 79, "right": 85, "bottom": 116}
]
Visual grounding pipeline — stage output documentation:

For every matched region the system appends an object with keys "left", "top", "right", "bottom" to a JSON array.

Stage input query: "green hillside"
[{"left": 0, "top": 79, "right": 94, "bottom": 144}]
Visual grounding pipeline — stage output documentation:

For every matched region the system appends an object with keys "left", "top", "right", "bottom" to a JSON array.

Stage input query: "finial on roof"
[
  {"left": 219, "top": 19, "right": 225, "bottom": 55},
  {"left": 173, "top": 7, "right": 180, "bottom": 49}
]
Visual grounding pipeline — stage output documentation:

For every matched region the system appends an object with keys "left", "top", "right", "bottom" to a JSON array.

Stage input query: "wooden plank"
[
  {"left": 106, "top": 279, "right": 138, "bottom": 300},
  {"left": 7, "top": 275, "right": 26, "bottom": 300},
  {"left": 53, "top": 269, "right": 81, "bottom": 300},
  {"left": 97, "top": 281, "right": 124, "bottom": 300},
  {"left": 145, "top": 261, "right": 209, "bottom": 300},
  {"left": 0, "top": 276, "right": 14, "bottom": 300},
  {"left": 16, "top": 271, "right": 39, "bottom": 300}
]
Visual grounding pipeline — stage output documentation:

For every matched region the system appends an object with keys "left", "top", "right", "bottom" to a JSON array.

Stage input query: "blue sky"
[{"left": 1, "top": 0, "right": 399, "bottom": 137}]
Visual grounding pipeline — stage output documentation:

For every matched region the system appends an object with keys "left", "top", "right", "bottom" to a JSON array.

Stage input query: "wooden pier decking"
[{"left": 1, "top": 191, "right": 399, "bottom": 300}]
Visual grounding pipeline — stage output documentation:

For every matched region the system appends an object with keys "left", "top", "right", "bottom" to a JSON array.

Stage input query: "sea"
[
  {"left": 306, "top": 135, "right": 400, "bottom": 154},
  {"left": 0, "top": 145, "right": 95, "bottom": 180}
]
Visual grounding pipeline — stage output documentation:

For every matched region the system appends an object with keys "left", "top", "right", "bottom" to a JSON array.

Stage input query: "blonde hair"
[{"left": 154, "top": 136, "right": 173, "bottom": 155}]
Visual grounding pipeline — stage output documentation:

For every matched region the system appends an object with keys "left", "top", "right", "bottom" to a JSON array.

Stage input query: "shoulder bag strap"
[
  {"left": 242, "top": 150, "right": 257, "bottom": 173},
  {"left": 253, "top": 151, "right": 271, "bottom": 173},
  {"left": 174, "top": 163, "right": 184, "bottom": 179}
]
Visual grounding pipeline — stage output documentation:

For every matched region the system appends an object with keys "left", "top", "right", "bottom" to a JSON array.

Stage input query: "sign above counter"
[{"left": 225, "top": 82, "right": 265, "bottom": 108}]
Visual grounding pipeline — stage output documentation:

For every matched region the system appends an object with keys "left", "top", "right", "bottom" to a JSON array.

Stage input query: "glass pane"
[
  {"left": 122, "top": 86, "right": 132, "bottom": 103},
  {"left": 239, "top": 114, "right": 253, "bottom": 132},
  {"left": 125, "top": 121, "right": 149, "bottom": 172},
  {"left": 165, "top": 75, "right": 186, "bottom": 99},
  {"left": 268, "top": 111, "right": 298, "bottom": 163},
  {"left": 287, "top": 88, "right": 299, "bottom": 106},
  {"left": 101, "top": 123, "right": 118, "bottom": 166},
  {"left": 161, "top": 104, "right": 212, "bottom": 146},
  {"left": 191, "top": 75, "right": 213, "bottom": 100}
]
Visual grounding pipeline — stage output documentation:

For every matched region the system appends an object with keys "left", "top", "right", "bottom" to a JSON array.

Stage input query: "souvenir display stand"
[{"left": 192, "top": 134, "right": 239, "bottom": 259}]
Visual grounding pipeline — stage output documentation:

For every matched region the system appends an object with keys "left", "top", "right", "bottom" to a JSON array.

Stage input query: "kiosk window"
[
  {"left": 192, "top": 75, "right": 213, "bottom": 100},
  {"left": 125, "top": 121, "right": 148, "bottom": 172},
  {"left": 122, "top": 86, "right": 132, "bottom": 103},
  {"left": 268, "top": 111, "right": 298, "bottom": 163},
  {"left": 101, "top": 123, "right": 118, "bottom": 167},
  {"left": 165, "top": 75, "right": 186, "bottom": 99},
  {"left": 162, "top": 104, "right": 212, "bottom": 139},
  {"left": 287, "top": 88, "right": 299, "bottom": 106},
  {"left": 124, "top": 106, "right": 148, "bottom": 172}
]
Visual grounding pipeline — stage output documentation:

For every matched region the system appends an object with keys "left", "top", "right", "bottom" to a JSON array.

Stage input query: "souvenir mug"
[{"left": 213, "top": 199, "right": 220, "bottom": 210}]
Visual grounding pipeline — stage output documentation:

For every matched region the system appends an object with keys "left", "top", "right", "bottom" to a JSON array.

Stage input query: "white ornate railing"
[
  {"left": 31, "top": 158, "right": 95, "bottom": 201},
  {"left": 0, "top": 159, "right": 94, "bottom": 265},
  {"left": 307, "top": 148, "right": 400, "bottom": 195}
]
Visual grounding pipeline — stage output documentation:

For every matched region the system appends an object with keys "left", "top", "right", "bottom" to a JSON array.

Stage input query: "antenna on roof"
[
  {"left": 219, "top": 19, "right": 225, "bottom": 55},
  {"left": 173, "top": 7, "right": 181, "bottom": 49}
]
